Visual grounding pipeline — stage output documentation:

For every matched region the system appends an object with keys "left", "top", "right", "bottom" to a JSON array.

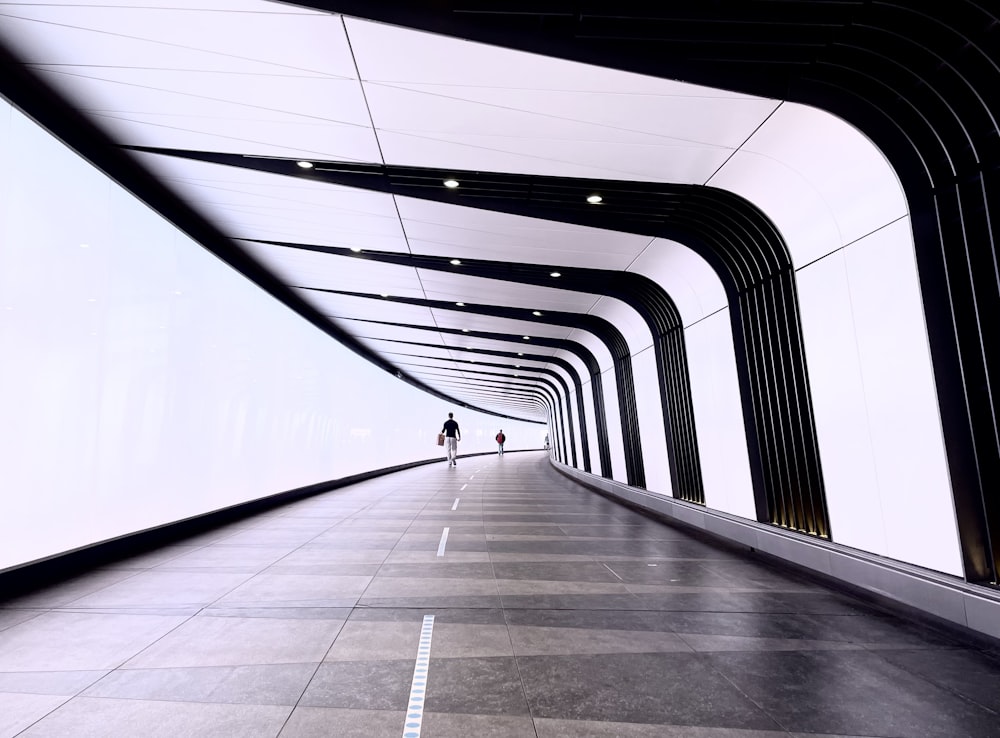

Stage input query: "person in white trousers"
[{"left": 441, "top": 412, "right": 461, "bottom": 466}]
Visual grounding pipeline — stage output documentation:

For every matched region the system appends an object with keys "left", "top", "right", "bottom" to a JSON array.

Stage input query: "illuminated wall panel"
[
  {"left": 631, "top": 346, "right": 672, "bottom": 496},
  {"left": 684, "top": 310, "right": 756, "bottom": 519},
  {"left": 0, "top": 99, "right": 542, "bottom": 572}
]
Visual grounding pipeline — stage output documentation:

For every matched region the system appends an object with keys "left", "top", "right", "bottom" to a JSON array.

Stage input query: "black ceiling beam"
[
  {"left": 307, "top": 287, "right": 644, "bottom": 486},
  {"left": 385, "top": 350, "right": 576, "bottom": 465},
  {"left": 293, "top": 0, "right": 1000, "bottom": 583},
  {"left": 357, "top": 336, "right": 589, "bottom": 470},
  {"left": 344, "top": 316, "right": 619, "bottom": 480}
]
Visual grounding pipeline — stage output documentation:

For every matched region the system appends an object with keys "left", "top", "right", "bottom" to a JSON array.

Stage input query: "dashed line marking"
[
  {"left": 460, "top": 484, "right": 467, "bottom": 491},
  {"left": 436, "top": 527, "right": 450, "bottom": 557},
  {"left": 402, "top": 614, "right": 435, "bottom": 738},
  {"left": 452, "top": 498, "right": 460, "bottom": 510}
]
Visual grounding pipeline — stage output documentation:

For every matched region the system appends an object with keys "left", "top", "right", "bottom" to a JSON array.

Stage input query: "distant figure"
[
  {"left": 441, "top": 412, "right": 461, "bottom": 466},
  {"left": 495, "top": 430, "right": 506, "bottom": 455},
  {"left": 544, "top": 433, "right": 550, "bottom": 450}
]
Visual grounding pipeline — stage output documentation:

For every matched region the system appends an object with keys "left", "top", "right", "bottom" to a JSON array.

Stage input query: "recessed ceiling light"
[
  {"left": 450, "top": 259, "right": 462, "bottom": 266},
  {"left": 380, "top": 292, "right": 389, "bottom": 298},
  {"left": 350, "top": 247, "right": 362, "bottom": 253},
  {"left": 296, "top": 161, "right": 314, "bottom": 169},
  {"left": 532, "top": 311, "right": 543, "bottom": 316},
  {"left": 586, "top": 194, "right": 603, "bottom": 204},
  {"left": 550, "top": 271, "right": 561, "bottom": 278},
  {"left": 443, "top": 179, "right": 460, "bottom": 188},
  {"left": 462, "top": 328, "right": 469, "bottom": 333},
  {"left": 455, "top": 302, "right": 465, "bottom": 307},
  {"left": 516, "top": 365, "right": 521, "bottom": 368},
  {"left": 522, "top": 336, "right": 530, "bottom": 340},
  {"left": 518, "top": 352, "right": 524, "bottom": 356}
]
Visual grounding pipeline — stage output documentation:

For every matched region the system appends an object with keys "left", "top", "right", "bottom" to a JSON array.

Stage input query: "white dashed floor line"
[
  {"left": 436, "top": 527, "right": 450, "bottom": 556},
  {"left": 452, "top": 498, "right": 460, "bottom": 510},
  {"left": 401, "top": 614, "right": 435, "bottom": 738}
]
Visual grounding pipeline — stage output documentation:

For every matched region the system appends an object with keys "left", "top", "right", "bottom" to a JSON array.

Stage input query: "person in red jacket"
[{"left": 495, "top": 430, "right": 506, "bottom": 455}]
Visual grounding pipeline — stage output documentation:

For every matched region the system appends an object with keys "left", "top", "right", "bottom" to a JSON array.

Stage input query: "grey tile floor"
[{"left": 2, "top": 453, "right": 1000, "bottom": 737}]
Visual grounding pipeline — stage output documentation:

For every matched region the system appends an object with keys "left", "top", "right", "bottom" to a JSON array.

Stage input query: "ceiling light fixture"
[
  {"left": 450, "top": 259, "right": 462, "bottom": 266},
  {"left": 380, "top": 293, "right": 389, "bottom": 298},
  {"left": 532, "top": 311, "right": 543, "bottom": 316},
  {"left": 296, "top": 161, "right": 314, "bottom": 169},
  {"left": 518, "top": 352, "right": 524, "bottom": 356},
  {"left": 522, "top": 336, "right": 531, "bottom": 340},
  {"left": 550, "top": 271, "right": 561, "bottom": 278},
  {"left": 586, "top": 194, "right": 603, "bottom": 204},
  {"left": 350, "top": 247, "right": 362, "bottom": 253},
  {"left": 455, "top": 302, "right": 465, "bottom": 307},
  {"left": 443, "top": 179, "right": 459, "bottom": 188},
  {"left": 462, "top": 328, "right": 469, "bottom": 333}
]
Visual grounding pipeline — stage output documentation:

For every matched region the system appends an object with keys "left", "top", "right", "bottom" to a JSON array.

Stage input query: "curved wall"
[{"left": 0, "top": 98, "right": 544, "bottom": 573}]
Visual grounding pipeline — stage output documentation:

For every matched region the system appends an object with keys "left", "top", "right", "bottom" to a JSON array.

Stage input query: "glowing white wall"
[
  {"left": 631, "top": 346, "right": 672, "bottom": 495},
  {"left": 711, "top": 102, "right": 960, "bottom": 575},
  {"left": 684, "top": 310, "right": 757, "bottom": 519},
  {"left": 0, "top": 99, "right": 542, "bottom": 572},
  {"left": 796, "top": 221, "right": 962, "bottom": 574}
]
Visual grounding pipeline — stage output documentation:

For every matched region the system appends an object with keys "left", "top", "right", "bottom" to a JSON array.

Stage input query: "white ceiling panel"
[
  {"left": 399, "top": 198, "right": 651, "bottom": 268},
  {"left": 417, "top": 272, "right": 602, "bottom": 315},
  {"left": 344, "top": 320, "right": 447, "bottom": 346},
  {"left": 28, "top": 68, "right": 370, "bottom": 127},
  {"left": 91, "top": 110, "right": 380, "bottom": 163},
  {"left": 345, "top": 17, "right": 776, "bottom": 181},
  {"left": 344, "top": 16, "right": 761, "bottom": 97},
  {"left": 300, "top": 292, "right": 436, "bottom": 326},
  {"left": 587, "top": 297, "right": 654, "bottom": 355},
  {"left": 431, "top": 310, "right": 576, "bottom": 341},
  {"left": 375, "top": 128, "right": 730, "bottom": 184},
  {"left": 366, "top": 82, "right": 776, "bottom": 149},
  {"left": 628, "top": 238, "right": 728, "bottom": 324},
  {"left": 238, "top": 243, "right": 423, "bottom": 296},
  {"left": 131, "top": 154, "right": 408, "bottom": 248},
  {"left": 0, "top": 3, "right": 349, "bottom": 76}
]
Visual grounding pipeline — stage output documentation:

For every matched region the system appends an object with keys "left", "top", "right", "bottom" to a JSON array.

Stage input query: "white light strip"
[
  {"left": 460, "top": 484, "right": 468, "bottom": 491},
  {"left": 452, "top": 498, "right": 460, "bottom": 510},
  {"left": 436, "top": 527, "right": 450, "bottom": 557},
  {"left": 402, "top": 614, "right": 435, "bottom": 738}
]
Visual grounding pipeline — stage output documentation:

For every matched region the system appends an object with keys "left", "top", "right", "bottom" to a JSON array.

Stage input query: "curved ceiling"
[{"left": 0, "top": 0, "right": 792, "bottom": 425}]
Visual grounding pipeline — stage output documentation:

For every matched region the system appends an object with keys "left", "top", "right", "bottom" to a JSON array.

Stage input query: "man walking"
[
  {"left": 495, "top": 430, "right": 506, "bottom": 455},
  {"left": 441, "top": 412, "right": 461, "bottom": 466}
]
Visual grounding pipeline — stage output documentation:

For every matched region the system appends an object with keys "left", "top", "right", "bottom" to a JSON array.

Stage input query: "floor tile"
[
  {"left": 423, "top": 656, "right": 529, "bottom": 716},
  {"left": 707, "top": 649, "right": 1000, "bottom": 737},
  {"left": 325, "top": 621, "right": 423, "bottom": 661},
  {"left": 534, "top": 718, "right": 791, "bottom": 737},
  {"left": 868, "top": 646, "right": 1000, "bottom": 713},
  {"left": 212, "top": 573, "right": 371, "bottom": 607},
  {"left": 518, "top": 652, "right": 781, "bottom": 729},
  {"left": 63, "top": 570, "right": 253, "bottom": 609},
  {"left": 421, "top": 711, "right": 536, "bottom": 737},
  {"left": 0, "top": 612, "right": 188, "bottom": 671},
  {"left": 0, "top": 669, "right": 107, "bottom": 696},
  {"left": 0, "top": 609, "right": 45, "bottom": 633},
  {"left": 509, "top": 624, "right": 691, "bottom": 656},
  {"left": 0, "top": 692, "right": 69, "bottom": 737},
  {"left": 278, "top": 706, "right": 404, "bottom": 737},
  {"left": 84, "top": 663, "right": 315, "bottom": 705},
  {"left": 17, "top": 696, "right": 290, "bottom": 737},
  {"left": 299, "top": 660, "right": 412, "bottom": 710},
  {"left": 123, "top": 615, "right": 344, "bottom": 668}
]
